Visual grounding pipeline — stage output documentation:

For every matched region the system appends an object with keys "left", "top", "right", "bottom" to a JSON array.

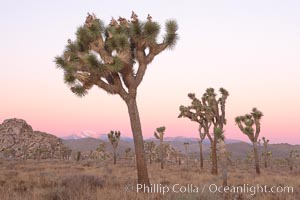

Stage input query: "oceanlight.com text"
[{"left": 134, "top": 183, "right": 294, "bottom": 196}]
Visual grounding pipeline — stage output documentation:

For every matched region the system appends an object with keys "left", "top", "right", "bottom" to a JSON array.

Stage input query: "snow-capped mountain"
[
  {"left": 61, "top": 131, "right": 133, "bottom": 141},
  {"left": 62, "top": 132, "right": 242, "bottom": 144},
  {"left": 62, "top": 131, "right": 108, "bottom": 140}
]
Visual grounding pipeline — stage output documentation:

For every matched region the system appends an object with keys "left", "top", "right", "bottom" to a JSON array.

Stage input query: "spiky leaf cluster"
[
  {"left": 235, "top": 108, "right": 263, "bottom": 142},
  {"left": 107, "top": 130, "right": 121, "bottom": 149},
  {"left": 55, "top": 13, "right": 179, "bottom": 98},
  {"left": 154, "top": 126, "right": 165, "bottom": 140}
]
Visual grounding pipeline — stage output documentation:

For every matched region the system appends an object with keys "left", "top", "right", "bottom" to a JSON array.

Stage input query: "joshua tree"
[
  {"left": 144, "top": 141, "right": 156, "bottom": 164},
  {"left": 125, "top": 147, "right": 132, "bottom": 164},
  {"left": 246, "top": 150, "right": 254, "bottom": 164},
  {"left": 55, "top": 12, "right": 178, "bottom": 185},
  {"left": 179, "top": 88, "right": 229, "bottom": 175},
  {"left": 154, "top": 126, "right": 166, "bottom": 169},
  {"left": 262, "top": 137, "right": 270, "bottom": 168},
  {"left": 235, "top": 108, "right": 263, "bottom": 175},
  {"left": 287, "top": 150, "right": 298, "bottom": 171},
  {"left": 183, "top": 142, "right": 190, "bottom": 166},
  {"left": 96, "top": 142, "right": 107, "bottom": 160},
  {"left": 61, "top": 146, "right": 72, "bottom": 160},
  {"left": 107, "top": 130, "right": 121, "bottom": 165}
]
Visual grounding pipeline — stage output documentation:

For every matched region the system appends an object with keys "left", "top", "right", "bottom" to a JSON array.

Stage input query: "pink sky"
[{"left": 1, "top": 1, "right": 300, "bottom": 144}]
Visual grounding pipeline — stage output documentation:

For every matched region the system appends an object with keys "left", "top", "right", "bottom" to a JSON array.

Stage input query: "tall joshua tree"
[
  {"left": 107, "top": 130, "right": 121, "bottom": 165},
  {"left": 154, "top": 126, "right": 166, "bottom": 169},
  {"left": 54, "top": 12, "right": 178, "bottom": 185},
  {"left": 235, "top": 108, "right": 263, "bottom": 175},
  {"left": 179, "top": 88, "right": 229, "bottom": 175}
]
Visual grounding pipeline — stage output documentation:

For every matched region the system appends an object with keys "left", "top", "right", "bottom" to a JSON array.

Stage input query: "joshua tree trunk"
[
  {"left": 211, "top": 139, "right": 218, "bottom": 175},
  {"left": 199, "top": 141, "right": 204, "bottom": 169},
  {"left": 252, "top": 141, "right": 260, "bottom": 175},
  {"left": 219, "top": 139, "right": 228, "bottom": 200},
  {"left": 160, "top": 139, "right": 164, "bottom": 169},
  {"left": 113, "top": 148, "right": 117, "bottom": 165},
  {"left": 264, "top": 159, "right": 267, "bottom": 168},
  {"left": 126, "top": 97, "right": 150, "bottom": 186},
  {"left": 219, "top": 140, "right": 227, "bottom": 186},
  {"left": 179, "top": 156, "right": 181, "bottom": 165}
]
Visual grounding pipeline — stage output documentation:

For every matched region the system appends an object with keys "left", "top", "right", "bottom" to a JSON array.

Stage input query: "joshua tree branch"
[
  {"left": 146, "top": 43, "right": 168, "bottom": 64},
  {"left": 133, "top": 62, "right": 147, "bottom": 88},
  {"left": 120, "top": 64, "right": 135, "bottom": 88},
  {"left": 95, "top": 78, "right": 125, "bottom": 98},
  {"left": 236, "top": 122, "right": 245, "bottom": 133},
  {"left": 112, "top": 73, "right": 129, "bottom": 98},
  {"left": 254, "top": 120, "right": 261, "bottom": 141},
  {"left": 90, "top": 38, "right": 114, "bottom": 64}
]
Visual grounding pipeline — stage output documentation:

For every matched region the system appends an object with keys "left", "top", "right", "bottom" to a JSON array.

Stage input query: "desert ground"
[{"left": 0, "top": 158, "right": 299, "bottom": 200}]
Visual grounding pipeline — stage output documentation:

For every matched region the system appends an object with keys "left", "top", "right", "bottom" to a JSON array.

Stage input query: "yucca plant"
[
  {"left": 107, "top": 130, "right": 121, "bottom": 165},
  {"left": 235, "top": 108, "right": 263, "bottom": 174},
  {"left": 154, "top": 126, "right": 166, "bottom": 169},
  {"left": 54, "top": 12, "right": 178, "bottom": 185}
]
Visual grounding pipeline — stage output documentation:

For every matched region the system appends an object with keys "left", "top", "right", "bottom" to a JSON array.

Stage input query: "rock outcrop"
[{"left": 0, "top": 118, "right": 71, "bottom": 159}]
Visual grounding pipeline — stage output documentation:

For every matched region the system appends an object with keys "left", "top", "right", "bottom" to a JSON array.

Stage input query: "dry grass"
[{"left": 0, "top": 159, "right": 299, "bottom": 200}]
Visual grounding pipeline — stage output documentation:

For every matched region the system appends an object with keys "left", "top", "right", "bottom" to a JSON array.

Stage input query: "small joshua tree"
[
  {"left": 61, "top": 146, "right": 72, "bottom": 160},
  {"left": 107, "top": 130, "right": 121, "bottom": 165},
  {"left": 183, "top": 142, "right": 190, "bottom": 166},
  {"left": 154, "top": 126, "right": 166, "bottom": 169},
  {"left": 262, "top": 137, "right": 270, "bottom": 168},
  {"left": 125, "top": 147, "right": 132, "bottom": 165},
  {"left": 96, "top": 142, "right": 107, "bottom": 160},
  {"left": 144, "top": 141, "right": 156, "bottom": 164},
  {"left": 235, "top": 108, "right": 263, "bottom": 174},
  {"left": 55, "top": 12, "right": 178, "bottom": 185},
  {"left": 287, "top": 150, "right": 298, "bottom": 171}
]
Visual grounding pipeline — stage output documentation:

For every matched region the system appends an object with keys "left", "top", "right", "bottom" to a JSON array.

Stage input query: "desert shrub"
[
  {"left": 41, "top": 175, "right": 106, "bottom": 200},
  {"left": 61, "top": 174, "right": 105, "bottom": 190}
]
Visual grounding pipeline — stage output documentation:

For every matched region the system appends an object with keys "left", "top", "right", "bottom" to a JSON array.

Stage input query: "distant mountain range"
[
  {"left": 61, "top": 132, "right": 243, "bottom": 144},
  {"left": 59, "top": 132, "right": 300, "bottom": 159},
  {"left": 62, "top": 137, "right": 300, "bottom": 159},
  {"left": 62, "top": 131, "right": 133, "bottom": 142}
]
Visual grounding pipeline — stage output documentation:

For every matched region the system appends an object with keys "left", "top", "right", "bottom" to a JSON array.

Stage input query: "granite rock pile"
[{"left": 0, "top": 118, "right": 70, "bottom": 159}]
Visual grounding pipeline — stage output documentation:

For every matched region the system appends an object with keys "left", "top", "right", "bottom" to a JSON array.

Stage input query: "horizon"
[
  {"left": 1, "top": 1, "right": 300, "bottom": 144},
  {"left": 59, "top": 131, "right": 298, "bottom": 145}
]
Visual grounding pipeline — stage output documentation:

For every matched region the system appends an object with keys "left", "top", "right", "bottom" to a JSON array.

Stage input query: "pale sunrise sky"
[{"left": 0, "top": 1, "right": 299, "bottom": 144}]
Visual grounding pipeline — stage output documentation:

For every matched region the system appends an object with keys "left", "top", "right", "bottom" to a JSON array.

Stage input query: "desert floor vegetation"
[{"left": 0, "top": 159, "right": 299, "bottom": 200}]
